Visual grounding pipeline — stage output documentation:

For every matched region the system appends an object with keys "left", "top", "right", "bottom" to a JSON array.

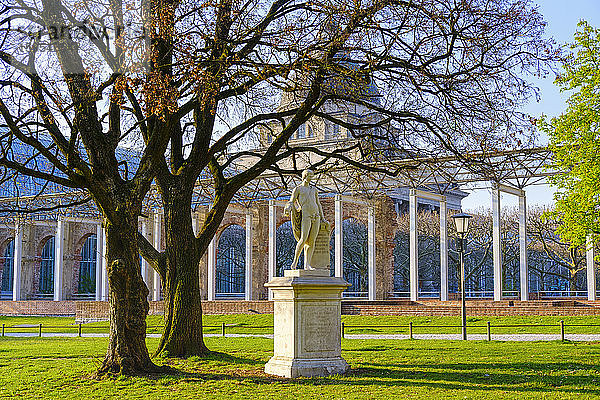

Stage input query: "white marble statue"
[{"left": 284, "top": 169, "right": 330, "bottom": 270}]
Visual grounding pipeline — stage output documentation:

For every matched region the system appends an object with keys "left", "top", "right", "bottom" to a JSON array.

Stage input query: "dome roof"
[{"left": 321, "top": 61, "right": 381, "bottom": 105}]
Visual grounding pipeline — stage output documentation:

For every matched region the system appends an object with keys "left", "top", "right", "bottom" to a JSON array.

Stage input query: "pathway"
[{"left": 3, "top": 332, "right": 600, "bottom": 341}]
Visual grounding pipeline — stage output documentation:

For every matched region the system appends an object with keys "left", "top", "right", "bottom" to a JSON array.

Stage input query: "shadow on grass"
[
  {"left": 136, "top": 351, "right": 280, "bottom": 383},
  {"left": 141, "top": 356, "right": 600, "bottom": 396},
  {"left": 186, "top": 351, "right": 265, "bottom": 367},
  {"left": 341, "top": 362, "right": 600, "bottom": 395},
  {"left": 150, "top": 351, "right": 265, "bottom": 373},
  {"left": 344, "top": 345, "right": 388, "bottom": 352}
]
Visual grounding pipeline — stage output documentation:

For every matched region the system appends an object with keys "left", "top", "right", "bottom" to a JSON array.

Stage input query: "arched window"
[
  {"left": 1, "top": 240, "right": 15, "bottom": 294},
  {"left": 78, "top": 235, "right": 97, "bottom": 294},
  {"left": 393, "top": 230, "right": 409, "bottom": 297},
  {"left": 216, "top": 225, "right": 245, "bottom": 297},
  {"left": 39, "top": 237, "right": 55, "bottom": 294}
]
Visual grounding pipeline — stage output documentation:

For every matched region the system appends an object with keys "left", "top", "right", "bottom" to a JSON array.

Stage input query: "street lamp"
[{"left": 451, "top": 212, "right": 472, "bottom": 340}]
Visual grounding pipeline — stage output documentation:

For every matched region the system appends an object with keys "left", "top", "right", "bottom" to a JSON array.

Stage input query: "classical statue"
[{"left": 284, "top": 169, "right": 330, "bottom": 270}]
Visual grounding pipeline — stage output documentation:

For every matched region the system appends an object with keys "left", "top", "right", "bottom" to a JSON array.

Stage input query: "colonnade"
[
  {"left": 406, "top": 184, "right": 597, "bottom": 302},
  {"left": 6, "top": 217, "right": 107, "bottom": 301},
  {"left": 3, "top": 186, "right": 600, "bottom": 302},
  {"left": 406, "top": 185, "right": 532, "bottom": 301}
]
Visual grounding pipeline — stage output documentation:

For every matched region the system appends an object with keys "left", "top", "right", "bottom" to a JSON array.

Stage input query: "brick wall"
[
  {"left": 341, "top": 300, "right": 600, "bottom": 316},
  {"left": 0, "top": 300, "right": 76, "bottom": 316},
  {"left": 75, "top": 300, "right": 275, "bottom": 322},
  {"left": 71, "top": 299, "right": 600, "bottom": 322}
]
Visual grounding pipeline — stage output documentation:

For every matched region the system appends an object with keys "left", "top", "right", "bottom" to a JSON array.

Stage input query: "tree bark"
[
  {"left": 154, "top": 189, "right": 210, "bottom": 357},
  {"left": 97, "top": 216, "right": 158, "bottom": 375}
]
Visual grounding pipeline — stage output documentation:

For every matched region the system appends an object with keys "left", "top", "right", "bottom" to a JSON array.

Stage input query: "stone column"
[
  {"left": 245, "top": 212, "right": 253, "bottom": 301},
  {"left": 264, "top": 269, "right": 350, "bottom": 378},
  {"left": 192, "top": 212, "right": 200, "bottom": 237},
  {"left": 519, "top": 193, "right": 529, "bottom": 301},
  {"left": 12, "top": 221, "right": 23, "bottom": 301},
  {"left": 409, "top": 189, "right": 418, "bottom": 301},
  {"left": 101, "top": 226, "right": 109, "bottom": 301},
  {"left": 367, "top": 206, "right": 376, "bottom": 301},
  {"left": 207, "top": 236, "right": 216, "bottom": 301},
  {"left": 193, "top": 210, "right": 205, "bottom": 299},
  {"left": 152, "top": 212, "right": 162, "bottom": 301},
  {"left": 334, "top": 195, "right": 343, "bottom": 278},
  {"left": 268, "top": 201, "right": 276, "bottom": 301},
  {"left": 492, "top": 186, "right": 502, "bottom": 301},
  {"left": 53, "top": 217, "right": 65, "bottom": 301},
  {"left": 587, "top": 236, "right": 596, "bottom": 301},
  {"left": 95, "top": 221, "right": 103, "bottom": 301},
  {"left": 140, "top": 218, "right": 151, "bottom": 292},
  {"left": 439, "top": 200, "right": 449, "bottom": 301}
]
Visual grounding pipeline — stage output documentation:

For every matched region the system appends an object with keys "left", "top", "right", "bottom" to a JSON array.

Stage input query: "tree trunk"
[
  {"left": 97, "top": 217, "right": 158, "bottom": 375},
  {"left": 155, "top": 189, "right": 209, "bottom": 357},
  {"left": 570, "top": 270, "right": 579, "bottom": 293}
]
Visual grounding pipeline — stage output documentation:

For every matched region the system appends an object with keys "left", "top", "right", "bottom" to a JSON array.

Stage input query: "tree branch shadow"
[{"left": 149, "top": 357, "right": 600, "bottom": 396}]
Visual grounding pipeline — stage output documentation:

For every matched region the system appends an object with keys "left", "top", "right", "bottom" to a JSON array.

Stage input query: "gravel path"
[
  {"left": 345, "top": 333, "right": 600, "bottom": 341},
  {"left": 3, "top": 332, "right": 600, "bottom": 341}
]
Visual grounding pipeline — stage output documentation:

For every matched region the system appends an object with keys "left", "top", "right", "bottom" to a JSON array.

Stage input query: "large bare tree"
[
  {"left": 0, "top": 0, "right": 175, "bottom": 374},
  {"left": 0, "top": 0, "right": 556, "bottom": 369},
  {"left": 135, "top": 0, "right": 557, "bottom": 357}
]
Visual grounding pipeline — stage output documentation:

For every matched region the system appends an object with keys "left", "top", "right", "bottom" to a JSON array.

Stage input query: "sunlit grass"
[{"left": 0, "top": 336, "right": 599, "bottom": 399}]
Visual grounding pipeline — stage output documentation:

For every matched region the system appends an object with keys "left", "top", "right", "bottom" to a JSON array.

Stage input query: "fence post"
[
  {"left": 221, "top": 322, "right": 226, "bottom": 337},
  {"left": 341, "top": 322, "right": 345, "bottom": 339},
  {"left": 487, "top": 321, "right": 491, "bottom": 341},
  {"left": 560, "top": 320, "right": 565, "bottom": 342},
  {"left": 409, "top": 322, "right": 413, "bottom": 340},
  {"left": 1, "top": 324, "right": 4, "bottom": 337},
  {"left": 38, "top": 323, "right": 42, "bottom": 337},
  {"left": 78, "top": 323, "right": 82, "bottom": 337}
]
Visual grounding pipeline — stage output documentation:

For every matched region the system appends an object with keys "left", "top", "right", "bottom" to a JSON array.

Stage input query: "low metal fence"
[
  {"left": 339, "top": 321, "right": 584, "bottom": 341},
  {"left": 0, "top": 323, "right": 272, "bottom": 338},
  {"left": 3, "top": 320, "right": 600, "bottom": 341}
]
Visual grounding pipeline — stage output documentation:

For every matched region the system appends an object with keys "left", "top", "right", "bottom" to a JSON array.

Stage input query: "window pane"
[
  {"left": 78, "top": 235, "right": 97, "bottom": 294},
  {"left": 216, "top": 225, "right": 245, "bottom": 295},
  {"left": 39, "top": 237, "right": 55, "bottom": 294},
  {"left": 1, "top": 240, "right": 14, "bottom": 292}
]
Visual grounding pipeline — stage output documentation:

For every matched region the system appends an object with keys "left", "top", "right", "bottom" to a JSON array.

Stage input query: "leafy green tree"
[{"left": 542, "top": 21, "right": 600, "bottom": 246}]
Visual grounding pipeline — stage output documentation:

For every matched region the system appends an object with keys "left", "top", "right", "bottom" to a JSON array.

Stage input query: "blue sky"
[
  {"left": 461, "top": 0, "right": 600, "bottom": 211},
  {"left": 524, "top": 1, "right": 600, "bottom": 120}
]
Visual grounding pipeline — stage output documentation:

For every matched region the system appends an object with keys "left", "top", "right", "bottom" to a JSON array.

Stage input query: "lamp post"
[{"left": 452, "top": 212, "right": 472, "bottom": 341}]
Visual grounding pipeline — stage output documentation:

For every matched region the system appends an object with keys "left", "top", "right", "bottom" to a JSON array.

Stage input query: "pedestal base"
[
  {"left": 265, "top": 356, "right": 349, "bottom": 378},
  {"left": 264, "top": 269, "right": 350, "bottom": 378}
]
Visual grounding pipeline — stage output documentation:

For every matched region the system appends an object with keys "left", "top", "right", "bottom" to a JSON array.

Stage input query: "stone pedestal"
[{"left": 264, "top": 268, "right": 350, "bottom": 378}]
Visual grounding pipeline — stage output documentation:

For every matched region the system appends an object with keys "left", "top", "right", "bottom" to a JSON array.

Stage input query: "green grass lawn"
[
  {"left": 1, "top": 336, "right": 600, "bottom": 399},
  {"left": 2, "top": 314, "right": 600, "bottom": 336}
]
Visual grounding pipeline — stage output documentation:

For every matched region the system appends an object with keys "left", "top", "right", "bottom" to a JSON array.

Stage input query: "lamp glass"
[{"left": 452, "top": 213, "right": 472, "bottom": 235}]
